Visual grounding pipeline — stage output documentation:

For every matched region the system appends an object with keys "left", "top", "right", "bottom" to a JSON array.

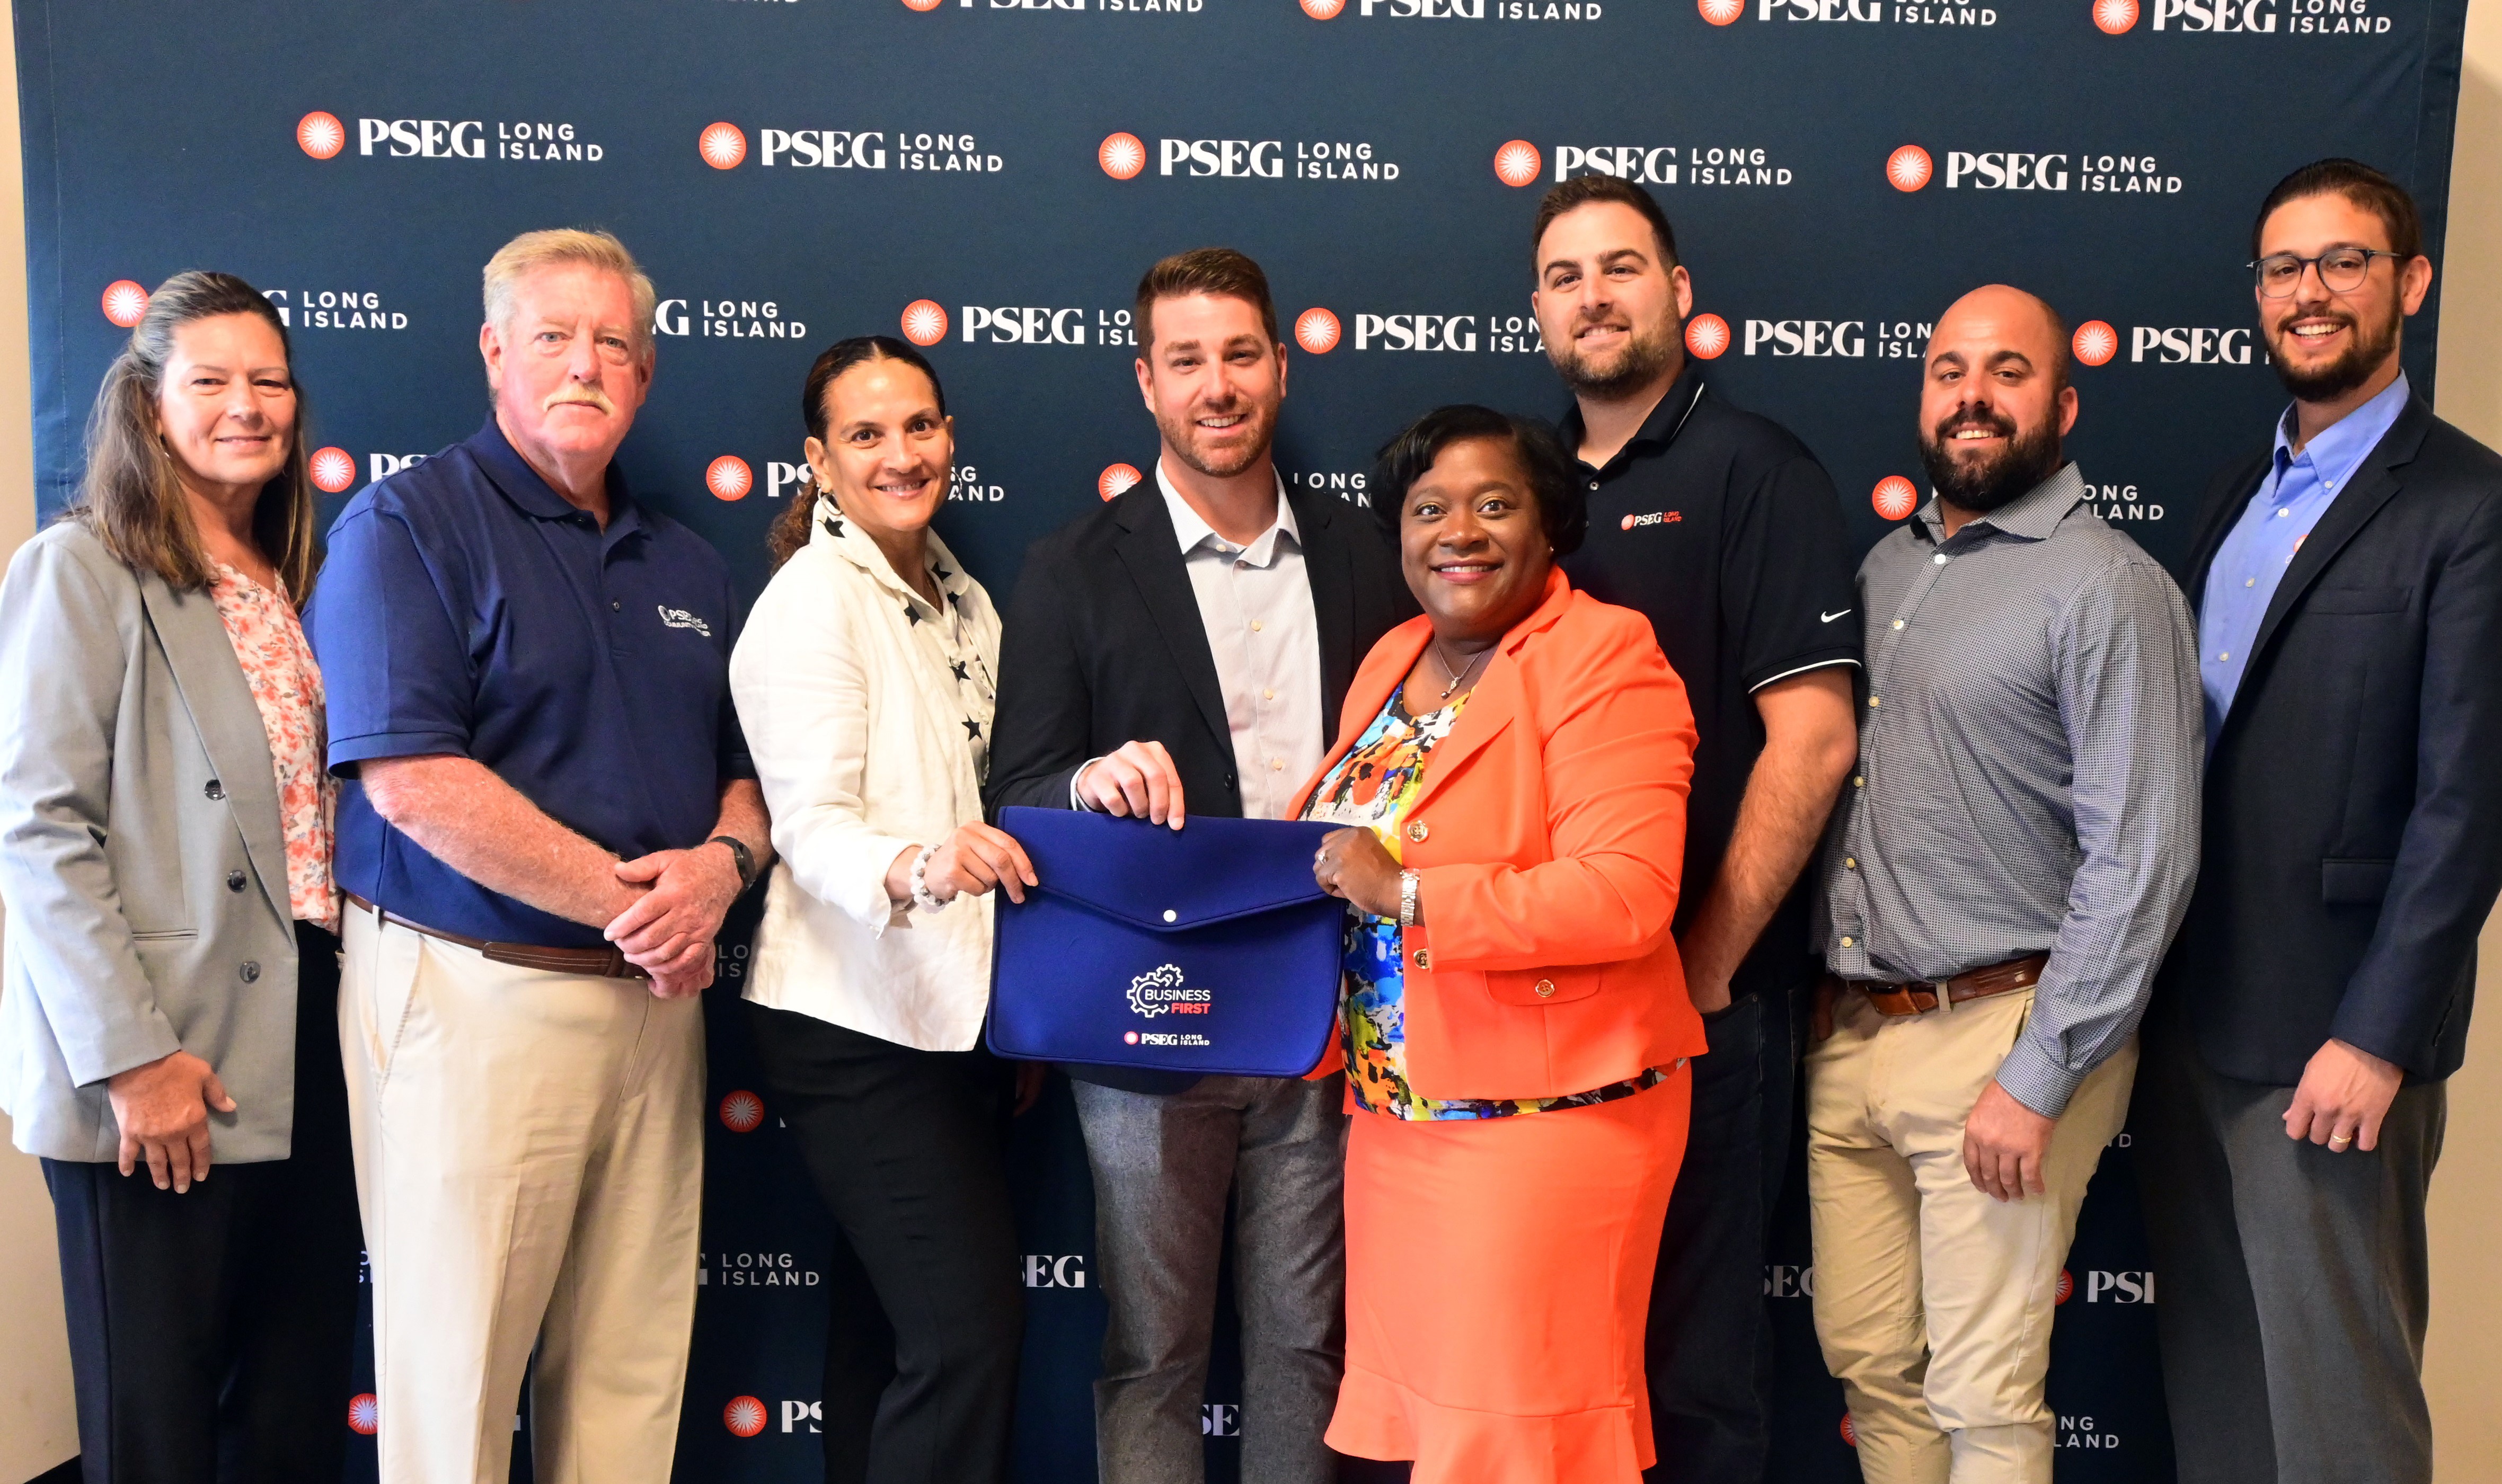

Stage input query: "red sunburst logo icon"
[
  {"left": 1698, "top": 0, "right": 1745, "bottom": 22},
  {"left": 901, "top": 0, "right": 945, "bottom": 8},
  {"left": 2093, "top": 0, "right": 2139, "bottom": 31},
  {"left": 1840, "top": 1412, "right": 1859, "bottom": 1447},
  {"left": 1302, "top": 0, "right": 1346, "bottom": 15},
  {"left": 2072, "top": 319, "right": 2118, "bottom": 367},
  {"left": 297, "top": 111, "right": 346, "bottom": 161},
  {"left": 724, "top": 1396, "right": 768, "bottom": 1437},
  {"left": 1295, "top": 308, "right": 1341, "bottom": 354},
  {"left": 1493, "top": 139, "right": 1543, "bottom": 188},
  {"left": 700, "top": 122, "right": 747, "bottom": 170},
  {"left": 348, "top": 1393, "right": 379, "bottom": 1435},
  {"left": 1099, "top": 464, "right": 1143, "bottom": 501},
  {"left": 2056, "top": 1268, "right": 2075, "bottom": 1305},
  {"left": 901, "top": 300, "right": 950, "bottom": 347},
  {"left": 1099, "top": 132, "right": 1147, "bottom": 181},
  {"left": 311, "top": 447, "right": 356, "bottom": 494},
  {"left": 101, "top": 280, "right": 149, "bottom": 328},
  {"left": 1684, "top": 313, "right": 1731, "bottom": 360},
  {"left": 1124, "top": 1030, "right": 1142, "bottom": 1044},
  {"left": 1887, "top": 146, "right": 1933, "bottom": 192},
  {"left": 719, "top": 1089, "right": 765, "bottom": 1132},
  {"left": 1872, "top": 476, "right": 1919, "bottom": 521},
  {"left": 706, "top": 457, "right": 754, "bottom": 502}
]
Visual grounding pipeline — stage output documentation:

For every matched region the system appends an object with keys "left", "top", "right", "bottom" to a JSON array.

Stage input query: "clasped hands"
[{"left": 605, "top": 841, "right": 749, "bottom": 999}]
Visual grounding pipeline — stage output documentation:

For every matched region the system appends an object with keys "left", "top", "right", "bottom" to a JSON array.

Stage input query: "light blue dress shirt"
[{"left": 2198, "top": 373, "right": 2412, "bottom": 743}]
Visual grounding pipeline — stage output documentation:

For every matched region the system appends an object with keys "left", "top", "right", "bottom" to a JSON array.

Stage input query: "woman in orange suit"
[{"left": 1297, "top": 404, "right": 1704, "bottom": 1483}]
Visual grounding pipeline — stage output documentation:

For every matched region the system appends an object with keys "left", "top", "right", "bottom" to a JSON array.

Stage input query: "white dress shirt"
[
  {"left": 730, "top": 497, "right": 1001, "bottom": 1051},
  {"left": 1150, "top": 465, "right": 1325, "bottom": 821}
]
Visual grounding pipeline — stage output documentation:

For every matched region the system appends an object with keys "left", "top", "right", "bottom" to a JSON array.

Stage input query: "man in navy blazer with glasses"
[{"left": 2137, "top": 157, "right": 2502, "bottom": 1484}]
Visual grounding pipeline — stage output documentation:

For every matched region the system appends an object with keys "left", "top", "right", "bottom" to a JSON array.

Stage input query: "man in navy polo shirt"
[{"left": 307, "top": 228, "right": 767, "bottom": 1484}]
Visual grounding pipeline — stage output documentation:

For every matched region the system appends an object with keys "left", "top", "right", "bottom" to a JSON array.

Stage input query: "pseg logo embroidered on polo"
[{"left": 657, "top": 606, "right": 713, "bottom": 637}]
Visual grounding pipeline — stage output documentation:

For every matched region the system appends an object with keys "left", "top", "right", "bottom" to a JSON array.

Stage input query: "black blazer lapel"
[
  {"left": 1110, "top": 481, "right": 1232, "bottom": 754},
  {"left": 2236, "top": 396, "right": 2434, "bottom": 682},
  {"left": 1288, "top": 485, "right": 1358, "bottom": 724},
  {"left": 2185, "top": 453, "right": 2271, "bottom": 611}
]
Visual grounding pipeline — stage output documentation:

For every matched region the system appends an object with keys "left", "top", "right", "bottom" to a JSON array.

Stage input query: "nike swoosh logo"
[{"left": 1821, "top": 609, "right": 1853, "bottom": 623}]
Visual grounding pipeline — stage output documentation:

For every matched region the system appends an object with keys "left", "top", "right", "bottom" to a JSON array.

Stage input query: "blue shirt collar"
[
  {"left": 2270, "top": 371, "right": 2411, "bottom": 498},
  {"left": 466, "top": 416, "right": 644, "bottom": 539}
]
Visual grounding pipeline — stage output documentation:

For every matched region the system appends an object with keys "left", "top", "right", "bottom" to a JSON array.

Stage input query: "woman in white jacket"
[{"left": 728, "top": 336, "right": 1036, "bottom": 1484}]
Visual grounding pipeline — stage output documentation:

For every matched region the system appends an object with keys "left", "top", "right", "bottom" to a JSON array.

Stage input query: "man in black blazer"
[
  {"left": 987, "top": 248, "right": 1408, "bottom": 1484},
  {"left": 2139, "top": 159, "right": 2502, "bottom": 1484}
]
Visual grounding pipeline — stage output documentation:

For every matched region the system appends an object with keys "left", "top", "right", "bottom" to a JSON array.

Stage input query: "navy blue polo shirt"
[{"left": 308, "top": 419, "right": 752, "bottom": 949}]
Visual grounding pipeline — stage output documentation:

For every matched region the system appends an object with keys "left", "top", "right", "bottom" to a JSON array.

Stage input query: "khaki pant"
[
  {"left": 1804, "top": 986, "right": 2134, "bottom": 1484},
  {"left": 340, "top": 909, "right": 704, "bottom": 1484}
]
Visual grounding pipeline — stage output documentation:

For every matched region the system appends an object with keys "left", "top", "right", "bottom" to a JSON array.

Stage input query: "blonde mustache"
[{"left": 545, "top": 389, "right": 615, "bottom": 415}]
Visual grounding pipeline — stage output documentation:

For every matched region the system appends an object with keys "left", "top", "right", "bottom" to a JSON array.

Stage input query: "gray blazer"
[{"left": 0, "top": 521, "right": 303, "bottom": 1163}]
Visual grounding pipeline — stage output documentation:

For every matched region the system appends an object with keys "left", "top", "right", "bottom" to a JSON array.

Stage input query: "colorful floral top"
[
  {"left": 209, "top": 564, "right": 338, "bottom": 932},
  {"left": 1301, "top": 683, "right": 1669, "bottom": 1121}
]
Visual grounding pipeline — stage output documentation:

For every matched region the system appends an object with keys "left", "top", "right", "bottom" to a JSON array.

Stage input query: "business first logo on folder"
[{"left": 986, "top": 807, "right": 1346, "bottom": 1077}]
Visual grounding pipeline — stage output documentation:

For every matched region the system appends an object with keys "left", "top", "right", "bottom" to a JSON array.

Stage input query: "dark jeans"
[
  {"left": 745, "top": 1002, "right": 1025, "bottom": 1484},
  {"left": 45, "top": 921, "right": 361, "bottom": 1484},
  {"left": 2134, "top": 1011, "right": 2445, "bottom": 1484},
  {"left": 1643, "top": 982, "right": 1798, "bottom": 1484}
]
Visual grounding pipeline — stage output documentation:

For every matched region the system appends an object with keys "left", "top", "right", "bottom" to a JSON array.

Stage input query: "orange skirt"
[{"left": 1326, "top": 1063, "right": 1691, "bottom": 1483}]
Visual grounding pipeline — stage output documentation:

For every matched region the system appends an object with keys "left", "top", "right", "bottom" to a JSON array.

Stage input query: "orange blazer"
[{"left": 1292, "top": 567, "right": 1705, "bottom": 1102}]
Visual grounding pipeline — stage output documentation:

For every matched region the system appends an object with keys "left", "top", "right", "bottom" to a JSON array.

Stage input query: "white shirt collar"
[{"left": 1156, "top": 462, "right": 1299, "bottom": 567}]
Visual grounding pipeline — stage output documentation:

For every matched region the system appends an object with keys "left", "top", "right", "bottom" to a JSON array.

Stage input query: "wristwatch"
[{"left": 709, "top": 835, "right": 758, "bottom": 892}]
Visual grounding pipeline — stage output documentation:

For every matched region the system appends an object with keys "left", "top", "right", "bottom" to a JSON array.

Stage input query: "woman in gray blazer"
[{"left": 0, "top": 272, "right": 360, "bottom": 1483}]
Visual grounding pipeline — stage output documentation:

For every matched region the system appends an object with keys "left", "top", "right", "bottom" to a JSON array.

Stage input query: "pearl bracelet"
[{"left": 909, "top": 842, "right": 950, "bottom": 913}]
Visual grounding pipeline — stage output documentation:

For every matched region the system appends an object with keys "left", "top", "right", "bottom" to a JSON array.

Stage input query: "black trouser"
[
  {"left": 1642, "top": 980, "right": 1799, "bottom": 1484},
  {"left": 44, "top": 922, "right": 361, "bottom": 1484},
  {"left": 746, "top": 1002, "right": 1025, "bottom": 1484},
  {"left": 2134, "top": 1009, "right": 2445, "bottom": 1484}
]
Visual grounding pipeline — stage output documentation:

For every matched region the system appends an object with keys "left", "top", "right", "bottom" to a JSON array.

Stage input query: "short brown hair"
[
  {"left": 67, "top": 271, "right": 317, "bottom": 598},
  {"left": 1532, "top": 176, "right": 1679, "bottom": 274},
  {"left": 1135, "top": 247, "right": 1278, "bottom": 351},
  {"left": 2251, "top": 158, "right": 2423, "bottom": 263}
]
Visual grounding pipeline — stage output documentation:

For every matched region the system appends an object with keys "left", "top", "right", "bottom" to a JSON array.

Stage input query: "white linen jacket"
[{"left": 729, "top": 500, "right": 1002, "bottom": 1051}]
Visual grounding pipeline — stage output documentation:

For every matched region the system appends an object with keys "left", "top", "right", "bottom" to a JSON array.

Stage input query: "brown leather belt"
[
  {"left": 344, "top": 893, "right": 651, "bottom": 981},
  {"left": 1826, "top": 953, "right": 2048, "bottom": 1018}
]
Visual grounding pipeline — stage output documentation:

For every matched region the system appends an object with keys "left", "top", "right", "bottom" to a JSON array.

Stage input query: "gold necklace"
[{"left": 1431, "top": 639, "right": 1490, "bottom": 700}]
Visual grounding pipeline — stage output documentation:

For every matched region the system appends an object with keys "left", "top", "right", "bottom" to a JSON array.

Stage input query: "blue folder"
[{"left": 986, "top": 806, "right": 1347, "bottom": 1078}]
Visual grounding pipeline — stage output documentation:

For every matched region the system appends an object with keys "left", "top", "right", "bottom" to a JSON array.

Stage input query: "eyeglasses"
[{"left": 2249, "top": 247, "right": 2398, "bottom": 298}]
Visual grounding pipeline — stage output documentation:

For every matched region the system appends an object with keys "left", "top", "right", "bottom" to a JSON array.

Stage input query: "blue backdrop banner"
[{"left": 13, "top": 1, "right": 2470, "bottom": 1479}]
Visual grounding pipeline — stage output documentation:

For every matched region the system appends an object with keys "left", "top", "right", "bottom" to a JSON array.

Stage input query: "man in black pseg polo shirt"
[{"left": 1531, "top": 177, "right": 1862, "bottom": 1484}]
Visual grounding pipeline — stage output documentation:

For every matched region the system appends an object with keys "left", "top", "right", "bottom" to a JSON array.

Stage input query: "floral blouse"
[
  {"left": 1301, "top": 683, "right": 1669, "bottom": 1121},
  {"left": 209, "top": 564, "right": 338, "bottom": 932}
]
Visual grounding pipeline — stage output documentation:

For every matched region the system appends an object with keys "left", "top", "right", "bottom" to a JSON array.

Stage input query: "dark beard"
[
  {"left": 2270, "top": 300, "right": 2402, "bottom": 403},
  {"left": 1919, "top": 408, "right": 2064, "bottom": 514},
  {"left": 1551, "top": 317, "right": 1679, "bottom": 400}
]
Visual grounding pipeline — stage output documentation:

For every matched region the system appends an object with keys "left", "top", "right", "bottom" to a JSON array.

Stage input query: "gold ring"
[{"left": 2329, "top": 1132, "right": 2353, "bottom": 1147}]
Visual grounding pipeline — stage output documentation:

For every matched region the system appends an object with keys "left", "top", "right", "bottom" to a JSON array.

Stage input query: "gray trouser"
[
  {"left": 2133, "top": 1017, "right": 2446, "bottom": 1484},
  {"left": 1069, "top": 1074, "right": 1347, "bottom": 1484}
]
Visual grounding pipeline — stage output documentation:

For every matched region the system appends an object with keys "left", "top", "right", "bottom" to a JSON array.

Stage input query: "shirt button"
[
  {"left": 1271, "top": 759, "right": 1285, "bottom": 770},
  {"left": 610, "top": 599, "right": 621, "bottom": 611},
  {"left": 1841, "top": 937, "right": 1854, "bottom": 948},
  {"left": 1853, "top": 776, "right": 1864, "bottom": 788},
  {"left": 1263, "top": 689, "right": 1275, "bottom": 701},
  {"left": 1589, "top": 481, "right": 1600, "bottom": 491},
  {"left": 1534, "top": 979, "right": 1556, "bottom": 998},
  {"left": 239, "top": 961, "right": 261, "bottom": 983},
  {"left": 1407, "top": 821, "right": 1429, "bottom": 843},
  {"left": 1891, "top": 619, "right": 1904, "bottom": 630},
  {"left": 204, "top": 780, "right": 225, "bottom": 801},
  {"left": 226, "top": 870, "right": 247, "bottom": 893},
  {"left": 2245, "top": 578, "right": 2256, "bottom": 588},
  {"left": 1845, "top": 857, "right": 1857, "bottom": 870},
  {"left": 1932, "top": 553, "right": 1949, "bottom": 565},
  {"left": 1251, "top": 620, "right": 1263, "bottom": 632},
  {"left": 2217, "top": 652, "right": 2230, "bottom": 662},
  {"left": 1412, "top": 948, "right": 1431, "bottom": 970},
  {"left": 2277, "top": 508, "right": 2291, "bottom": 518},
  {"left": 1868, "top": 696, "right": 1880, "bottom": 708}
]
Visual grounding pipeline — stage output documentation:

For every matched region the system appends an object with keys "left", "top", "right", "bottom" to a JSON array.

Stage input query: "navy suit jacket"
[{"left": 2159, "top": 393, "right": 2502, "bottom": 1085}]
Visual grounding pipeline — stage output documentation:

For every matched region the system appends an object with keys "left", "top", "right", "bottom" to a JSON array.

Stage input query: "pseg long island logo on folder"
[{"left": 1123, "top": 964, "right": 1215, "bottom": 1047}]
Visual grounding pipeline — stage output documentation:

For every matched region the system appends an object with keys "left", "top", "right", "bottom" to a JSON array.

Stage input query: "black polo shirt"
[{"left": 1559, "top": 365, "right": 1861, "bottom": 999}]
